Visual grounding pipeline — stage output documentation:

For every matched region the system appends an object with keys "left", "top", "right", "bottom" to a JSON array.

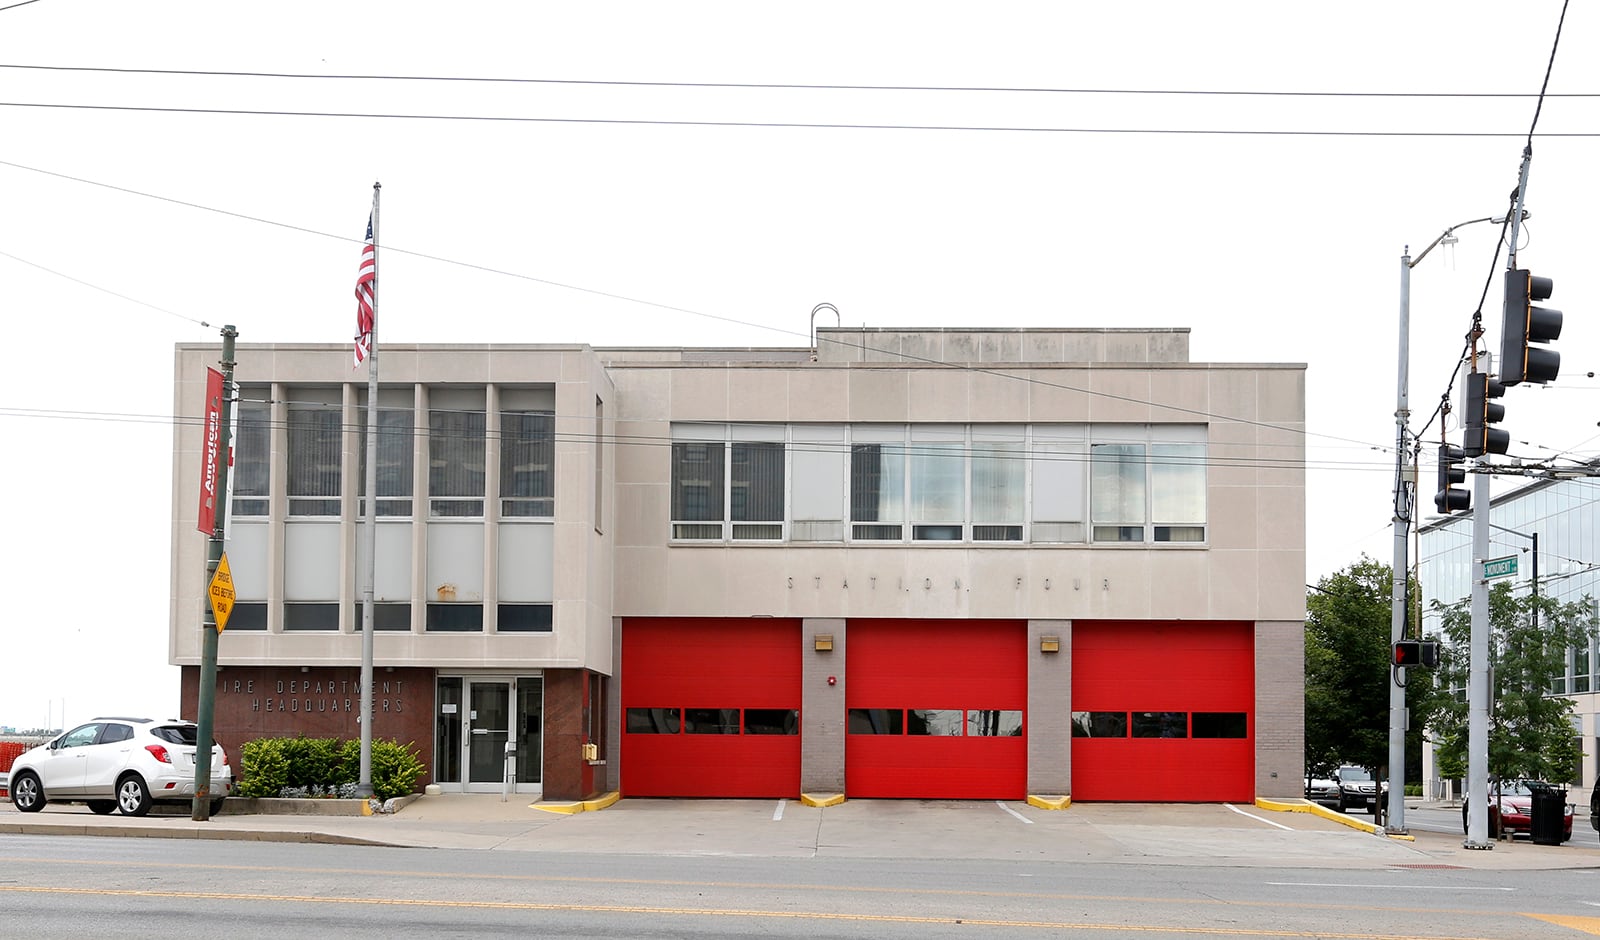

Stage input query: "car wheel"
[
  {"left": 1336, "top": 795, "right": 1347, "bottom": 814},
  {"left": 116, "top": 774, "right": 153, "bottom": 817},
  {"left": 210, "top": 799, "right": 226, "bottom": 816},
  {"left": 10, "top": 771, "right": 46, "bottom": 813},
  {"left": 87, "top": 800, "right": 117, "bottom": 815}
]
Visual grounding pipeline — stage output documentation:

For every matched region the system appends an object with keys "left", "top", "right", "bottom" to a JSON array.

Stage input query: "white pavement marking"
[
  {"left": 996, "top": 801, "right": 1033, "bottom": 824},
  {"left": 1269, "top": 882, "right": 1514, "bottom": 891},
  {"left": 772, "top": 799, "right": 785, "bottom": 821},
  {"left": 1223, "top": 803, "right": 1294, "bottom": 830}
]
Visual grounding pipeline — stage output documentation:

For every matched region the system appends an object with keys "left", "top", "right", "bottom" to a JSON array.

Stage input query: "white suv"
[{"left": 7, "top": 717, "right": 232, "bottom": 816}]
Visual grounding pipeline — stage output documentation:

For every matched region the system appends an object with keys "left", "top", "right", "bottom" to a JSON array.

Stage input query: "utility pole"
[
  {"left": 1389, "top": 212, "right": 1508, "bottom": 834},
  {"left": 1387, "top": 250, "right": 1413, "bottom": 834},
  {"left": 1467, "top": 150, "right": 1535, "bottom": 848},
  {"left": 193, "top": 324, "right": 237, "bottom": 822}
]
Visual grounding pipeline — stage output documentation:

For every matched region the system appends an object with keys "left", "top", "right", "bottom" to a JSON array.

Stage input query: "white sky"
[{"left": 1, "top": 1, "right": 1596, "bottom": 731}]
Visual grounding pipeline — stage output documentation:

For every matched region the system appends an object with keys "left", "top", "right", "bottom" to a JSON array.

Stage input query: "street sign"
[
  {"left": 207, "top": 553, "right": 235, "bottom": 631},
  {"left": 1483, "top": 555, "right": 1519, "bottom": 581}
]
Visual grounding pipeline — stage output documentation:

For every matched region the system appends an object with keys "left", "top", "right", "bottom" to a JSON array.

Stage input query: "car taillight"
[{"left": 145, "top": 744, "right": 172, "bottom": 764}]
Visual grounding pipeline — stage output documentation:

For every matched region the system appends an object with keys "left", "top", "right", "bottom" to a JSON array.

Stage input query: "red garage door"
[
  {"left": 846, "top": 619, "right": 1026, "bottom": 799},
  {"left": 621, "top": 618, "right": 801, "bottom": 798},
  {"left": 1071, "top": 621, "right": 1254, "bottom": 802}
]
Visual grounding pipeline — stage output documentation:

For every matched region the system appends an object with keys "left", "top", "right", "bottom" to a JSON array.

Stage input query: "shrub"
[
  {"left": 235, "top": 736, "right": 426, "bottom": 801},
  {"left": 370, "top": 739, "right": 428, "bottom": 801},
  {"left": 236, "top": 738, "right": 290, "bottom": 798}
]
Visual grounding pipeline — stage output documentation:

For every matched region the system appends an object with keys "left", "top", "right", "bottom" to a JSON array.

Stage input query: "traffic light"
[
  {"left": 1434, "top": 443, "right": 1469, "bottom": 514},
  {"left": 1499, "top": 268, "right": 1562, "bottom": 386},
  {"left": 1394, "top": 640, "right": 1440, "bottom": 668},
  {"left": 1462, "top": 371, "right": 1507, "bottom": 458}
]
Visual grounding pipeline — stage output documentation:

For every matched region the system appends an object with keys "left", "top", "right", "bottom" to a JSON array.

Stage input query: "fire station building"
[{"left": 169, "top": 326, "right": 1307, "bottom": 802}]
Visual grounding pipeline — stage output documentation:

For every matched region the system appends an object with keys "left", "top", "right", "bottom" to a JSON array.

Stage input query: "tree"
[
  {"left": 1422, "top": 581, "right": 1598, "bottom": 785},
  {"left": 1305, "top": 556, "right": 1421, "bottom": 780}
]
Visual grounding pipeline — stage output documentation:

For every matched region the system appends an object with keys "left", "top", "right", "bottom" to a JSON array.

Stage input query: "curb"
[
  {"left": 1255, "top": 796, "right": 1414, "bottom": 841},
  {"left": 532, "top": 791, "right": 622, "bottom": 815},
  {"left": 800, "top": 793, "right": 844, "bottom": 808}
]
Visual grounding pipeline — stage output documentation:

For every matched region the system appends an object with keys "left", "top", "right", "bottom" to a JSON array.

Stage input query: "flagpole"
[{"left": 357, "top": 181, "right": 381, "bottom": 799}]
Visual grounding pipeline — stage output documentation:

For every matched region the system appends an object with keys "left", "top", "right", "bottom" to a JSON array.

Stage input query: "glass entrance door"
[
  {"left": 465, "top": 680, "right": 511, "bottom": 790},
  {"left": 432, "top": 676, "right": 544, "bottom": 794}
]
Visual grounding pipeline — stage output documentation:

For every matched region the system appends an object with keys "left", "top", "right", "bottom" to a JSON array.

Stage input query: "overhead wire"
[
  {"left": 3, "top": 63, "right": 1598, "bottom": 98},
  {"left": 3, "top": 100, "right": 1597, "bottom": 136},
  {"left": 0, "top": 157, "right": 1387, "bottom": 455}
]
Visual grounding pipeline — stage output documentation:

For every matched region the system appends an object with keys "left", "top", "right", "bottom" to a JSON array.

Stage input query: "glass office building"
[{"left": 1417, "top": 472, "right": 1600, "bottom": 800}]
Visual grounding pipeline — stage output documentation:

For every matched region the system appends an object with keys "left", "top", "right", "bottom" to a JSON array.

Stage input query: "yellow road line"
[{"left": 0, "top": 885, "right": 1542, "bottom": 938}]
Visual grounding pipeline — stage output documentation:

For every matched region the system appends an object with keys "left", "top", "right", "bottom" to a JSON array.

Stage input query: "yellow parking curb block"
[
  {"left": 801, "top": 792, "right": 844, "bottom": 807},
  {"left": 1027, "top": 795, "right": 1071, "bottom": 810},
  {"left": 533, "top": 791, "right": 621, "bottom": 815},
  {"left": 1255, "top": 796, "right": 1412, "bottom": 839}
]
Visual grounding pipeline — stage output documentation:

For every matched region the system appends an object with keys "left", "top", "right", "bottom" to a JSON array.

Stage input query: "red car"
[{"left": 1462, "top": 780, "right": 1573, "bottom": 842}]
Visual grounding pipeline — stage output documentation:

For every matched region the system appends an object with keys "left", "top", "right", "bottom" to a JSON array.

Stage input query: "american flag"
[{"left": 353, "top": 212, "right": 375, "bottom": 366}]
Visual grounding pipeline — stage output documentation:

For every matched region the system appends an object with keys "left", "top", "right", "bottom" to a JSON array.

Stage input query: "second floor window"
[
  {"left": 673, "top": 423, "right": 1206, "bottom": 546},
  {"left": 231, "top": 394, "right": 271, "bottom": 518},
  {"left": 501, "top": 410, "right": 554, "bottom": 518},
  {"left": 288, "top": 395, "right": 341, "bottom": 516},
  {"left": 430, "top": 392, "right": 485, "bottom": 517}
]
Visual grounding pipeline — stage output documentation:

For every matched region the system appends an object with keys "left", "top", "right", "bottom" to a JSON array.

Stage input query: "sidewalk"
[{"left": 3, "top": 794, "right": 1598, "bottom": 871}]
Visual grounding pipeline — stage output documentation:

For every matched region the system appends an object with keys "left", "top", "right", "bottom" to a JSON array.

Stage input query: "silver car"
[{"left": 7, "top": 717, "right": 232, "bottom": 816}]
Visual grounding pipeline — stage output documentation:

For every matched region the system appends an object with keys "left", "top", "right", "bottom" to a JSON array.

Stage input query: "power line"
[
  {"left": 2, "top": 100, "right": 1596, "bottom": 137},
  {"left": 4, "top": 63, "right": 1596, "bottom": 98},
  {"left": 0, "top": 157, "right": 1378, "bottom": 454}
]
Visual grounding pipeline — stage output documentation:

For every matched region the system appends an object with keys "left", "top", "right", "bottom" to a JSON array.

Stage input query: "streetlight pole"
[{"left": 1389, "top": 213, "right": 1511, "bottom": 835}]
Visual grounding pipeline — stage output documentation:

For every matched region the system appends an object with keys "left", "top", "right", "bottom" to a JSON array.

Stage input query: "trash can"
[{"left": 1529, "top": 782, "right": 1567, "bottom": 846}]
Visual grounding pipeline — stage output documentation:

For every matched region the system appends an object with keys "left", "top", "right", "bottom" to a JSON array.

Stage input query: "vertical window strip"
[
  {"left": 429, "top": 407, "right": 486, "bottom": 516},
  {"left": 500, "top": 410, "right": 555, "bottom": 518},
  {"left": 1090, "top": 442, "right": 1146, "bottom": 542},
  {"left": 287, "top": 402, "right": 342, "bottom": 516},
  {"left": 231, "top": 398, "right": 272, "bottom": 516},
  {"left": 359, "top": 407, "right": 415, "bottom": 517}
]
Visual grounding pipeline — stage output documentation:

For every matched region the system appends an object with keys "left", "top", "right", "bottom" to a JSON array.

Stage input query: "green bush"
[
  {"left": 369, "top": 739, "right": 428, "bottom": 802},
  {"left": 235, "top": 735, "right": 426, "bottom": 801},
  {"left": 236, "top": 738, "right": 290, "bottom": 798},
  {"left": 283, "top": 736, "right": 344, "bottom": 791}
]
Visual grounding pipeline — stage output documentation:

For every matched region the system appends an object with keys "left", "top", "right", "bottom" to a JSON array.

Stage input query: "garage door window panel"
[
  {"left": 1072, "top": 711, "right": 1128, "bottom": 738},
  {"left": 685, "top": 708, "right": 741, "bottom": 734},
  {"left": 627, "top": 708, "right": 681, "bottom": 734},
  {"left": 968, "top": 709, "right": 1023, "bottom": 737},
  {"left": 744, "top": 709, "right": 799, "bottom": 735},
  {"left": 1191, "top": 712, "right": 1247, "bottom": 738},
  {"left": 1132, "top": 711, "right": 1189, "bottom": 738},
  {"left": 848, "top": 708, "right": 904, "bottom": 734},
  {"left": 907, "top": 709, "right": 964, "bottom": 736}
]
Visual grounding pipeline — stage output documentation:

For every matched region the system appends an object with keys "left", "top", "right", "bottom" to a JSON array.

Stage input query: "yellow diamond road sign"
[{"left": 208, "top": 553, "right": 236, "bottom": 632}]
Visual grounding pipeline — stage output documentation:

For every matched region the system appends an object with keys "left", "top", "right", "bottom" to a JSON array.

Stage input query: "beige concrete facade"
[{"left": 171, "top": 326, "right": 1307, "bottom": 799}]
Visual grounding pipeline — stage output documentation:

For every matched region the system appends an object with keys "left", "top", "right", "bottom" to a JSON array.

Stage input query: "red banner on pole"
[{"left": 197, "top": 367, "right": 224, "bottom": 534}]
